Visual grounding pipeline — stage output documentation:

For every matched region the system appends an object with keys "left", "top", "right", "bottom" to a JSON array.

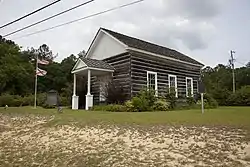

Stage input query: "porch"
[{"left": 71, "top": 58, "right": 114, "bottom": 110}]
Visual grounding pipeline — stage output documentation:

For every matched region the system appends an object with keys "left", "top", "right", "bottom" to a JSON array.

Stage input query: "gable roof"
[
  {"left": 101, "top": 28, "right": 204, "bottom": 66},
  {"left": 80, "top": 57, "right": 114, "bottom": 70}
]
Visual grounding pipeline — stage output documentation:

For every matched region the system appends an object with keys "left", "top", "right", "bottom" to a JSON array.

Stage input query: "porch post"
[
  {"left": 85, "top": 69, "right": 93, "bottom": 110},
  {"left": 87, "top": 69, "right": 91, "bottom": 95},
  {"left": 72, "top": 73, "right": 79, "bottom": 110},
  {"left": 73, "top": 73, "right": 76, "bottom": 96}
]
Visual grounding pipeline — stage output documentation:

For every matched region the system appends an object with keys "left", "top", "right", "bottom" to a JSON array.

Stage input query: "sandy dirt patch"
[{"left": 0, "top": 113, "right": 250, "bottom": 167}]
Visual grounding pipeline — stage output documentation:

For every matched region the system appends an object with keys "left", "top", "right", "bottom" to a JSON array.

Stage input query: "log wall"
[
  {"left": 130, "top": 51, "right": 201, "bottom": 97},
  {"left": 91, "top": 52, "right": 131, "bottom": 104},
  {"left": 92, "top": 51, "right": 202, "bottom": 104}
]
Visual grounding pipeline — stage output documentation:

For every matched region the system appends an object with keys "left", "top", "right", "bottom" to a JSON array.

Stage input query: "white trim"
[
  {"left": 72, "top": 67, "right": 114, "bottom": 74},
  {"left": 73, "top": 74, "right": 76, "bottom": 96},
  {"left": 89, "top": 67, "right": 114, "bottom": 72},
  {"left": 71, "top": 58, "right": 87, "bottom": 72},
  {"left": 85, "top": 30, "right": 102, "bottom": 58},
  {"left": 72, "top": 67, "right": 87, "bottom": 74},
  {"left": 186, "top": 77, "right": 194, "bottom": 97},
  {"left": 72, "top": 95, "right": 79, "bottom": 110},
  {"left": 147, "top": 71, "right": 158, "bottom": 95},
  {"left": 127, "top": 47, "right": 203, "bottom": 67},
  {"left": 87, "top": 69, "right": 91, "bottom": 95},
  {"left": 168, "top": 74, "right": 178, "bottom": 97}
]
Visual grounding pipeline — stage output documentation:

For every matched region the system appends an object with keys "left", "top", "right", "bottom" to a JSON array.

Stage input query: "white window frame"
[
  {"left": 168, "top": 74, "right": 178, "bottom": 97},
  {"left": 147, "top": 71, "right": 158, "bottom": 95},
  {"left": 186, "top": 77, "right": 194, "bottom": 97}
]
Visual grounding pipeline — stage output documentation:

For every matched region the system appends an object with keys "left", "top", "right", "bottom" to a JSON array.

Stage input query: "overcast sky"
[{"left": 0, "top": 0, "right": 249, "bottom": 67}]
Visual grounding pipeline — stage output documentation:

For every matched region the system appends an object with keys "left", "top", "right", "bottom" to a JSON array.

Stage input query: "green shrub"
[
  {"left": 124, "top": 100, "right": 136, "bottom": 112},
  {"left": 0, "top": 94, "right": 23, "bottom": 107},
  {"left": 12, "top": 96, "right": 23, "bottom": 107},
  {"left": 210, "top": 88, "right": 231, "bottom": 106},
  {"left": 0, "top": 94, "right": 14, "bottom": 107},
  {"left": 22, "top": 95, "right": 34, "bottom": 106},
  {"left": 226, "top": 86, "right": 250, "bottom": 106},
  {"left": 0, "top": 93, "right": 70, "bottom": 107},
  {"left": 186, "top": 96, "right": 196, "bottom": 106},
  {"left": 103, "top": 80, "right": 127, "bottom": 104},
  {"left": 37, "top": 93, "right": 46, "bottom": 106},
  {"left": 92, "top": 105, "right": 109, "bottom": 111},
  {"left": 175, "top": 98, "right": 190, "bottom": 110},
  {"left": 196, "top": 93, "right": 218, "bottom": 109},
  {"left": 131, "top": 96, "right": 150, "bottom": 112},
  {"left": 59, "top": 96, "right": 70, "bottom": 106},
  {"left": 105, "top": 104, "right": 126, "bottom": 112},
  {"left": 137, "top": 88, "right": 156, "bottom": 107},
  {"left": 125, "top": 89, "right": 156, "bottom": 112},
  {"left": 93, "top": 89, "right": 158, "bottom": 112},
  {"left": 204, "top": 93, "right": 218, "bottom": 108},
  {"left": 152, "top": 99, "right": 170, "bottom": 111},
  {"left": 164, "top": 87, "right": 177, "bottom": 109}
]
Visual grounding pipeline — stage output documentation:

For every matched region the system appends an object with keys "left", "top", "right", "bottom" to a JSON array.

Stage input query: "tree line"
[
  {"left": 202, "top": 63, "right": 250, "bottom": 105},
  {"left": 0, "top": 35, "right": 250, "bottom": 106},
  {"left": 0, "top": 36, "right": 79, "bottom": 98}
]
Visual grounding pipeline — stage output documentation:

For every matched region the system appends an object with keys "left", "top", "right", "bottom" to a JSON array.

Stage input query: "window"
[
  {"left": 186, "top": 77, "right": 193, "bottom": 97},
  {"left": 168, "top": 74, "right": 178, "bottom": 97},
  {"left": 147, "top": 71, "right": 158, "bottom": 93}
]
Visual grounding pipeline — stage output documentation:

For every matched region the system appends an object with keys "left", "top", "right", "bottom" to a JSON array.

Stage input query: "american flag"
[
  {"left": 37, "top": 59, "right": 49, "bottom": 65},
  {"left": 36, "top": 68, "right": 47, "bottom": 76}
]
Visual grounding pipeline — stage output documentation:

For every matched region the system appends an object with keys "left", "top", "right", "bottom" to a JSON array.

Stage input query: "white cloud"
[{"left": 0, "top": 0, "right": 224, "bottom": 62}]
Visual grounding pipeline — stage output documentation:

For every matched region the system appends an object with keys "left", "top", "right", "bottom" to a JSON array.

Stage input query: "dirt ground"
[{"left": 0, "top": 114, "right": 250, "bottom": 167}]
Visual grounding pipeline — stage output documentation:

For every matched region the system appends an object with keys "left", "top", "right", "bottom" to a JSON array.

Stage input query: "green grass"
[{"left": 0, "top": 106, "right": 250, "bottom": 128}]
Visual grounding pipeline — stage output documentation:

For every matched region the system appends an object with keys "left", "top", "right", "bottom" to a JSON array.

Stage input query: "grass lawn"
[{"left": 1, "top": 106, "right": 250, "bottom": 128}]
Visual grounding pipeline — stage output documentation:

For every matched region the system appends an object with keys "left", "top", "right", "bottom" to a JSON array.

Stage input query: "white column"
[
  {"left": 87, "top": 69, "right": 91, "bottom": 95},
  {"left": 73, "top": 73, "right": 76, "bottom": 96},
  {"left": 85, "top": 69, "right": 93, "bottom": 110},
  {"left": 72, "top": 73, "right": 79, "bottom": 110}
]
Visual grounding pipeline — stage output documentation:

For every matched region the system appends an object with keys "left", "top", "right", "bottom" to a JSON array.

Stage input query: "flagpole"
[{"left": 34, "top": 52, "right": 38, "bottom": 109}]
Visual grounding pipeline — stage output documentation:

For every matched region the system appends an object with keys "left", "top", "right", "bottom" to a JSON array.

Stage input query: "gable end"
[{"left": 85, "top": 29, "right": 128, "bottom": 60}]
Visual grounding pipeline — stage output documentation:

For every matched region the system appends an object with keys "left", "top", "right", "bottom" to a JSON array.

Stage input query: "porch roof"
[
  {"left": 72, "top": 57, "right": 114, "bottom": 74},
  {"left": 81, "top": 58, "right": 114, "bottom": 70}
]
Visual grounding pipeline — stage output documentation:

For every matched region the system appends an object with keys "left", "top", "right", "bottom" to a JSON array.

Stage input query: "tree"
[
  {"left": 246, "top": 61, "right": 250, "bottom": 68},
  {"left": 78, "top": 50, "right": 86, "bottom": 59},
  {"left": 0, "top": 36, "right": 34, "bottom": 95},
  {"left": 202, "top": 64, "right": 231, "bottom": 105},
  {"left": 235, "top": 67, "right": 250, "bottom": 87},
  {"left": 201, "top": 63, "right": 250, "bottom": 105},
  {"left": 36, "top": 54, "right": 76, "bottom": 93},
  {"left": 0, "top": 36, "right": 79, "bottom": 100},
  {"left": 38, "top": 44, "right": 56, "bottom": 61},
  {"left": 61, "top": 54, "right": 77, "bottom": 81}
]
